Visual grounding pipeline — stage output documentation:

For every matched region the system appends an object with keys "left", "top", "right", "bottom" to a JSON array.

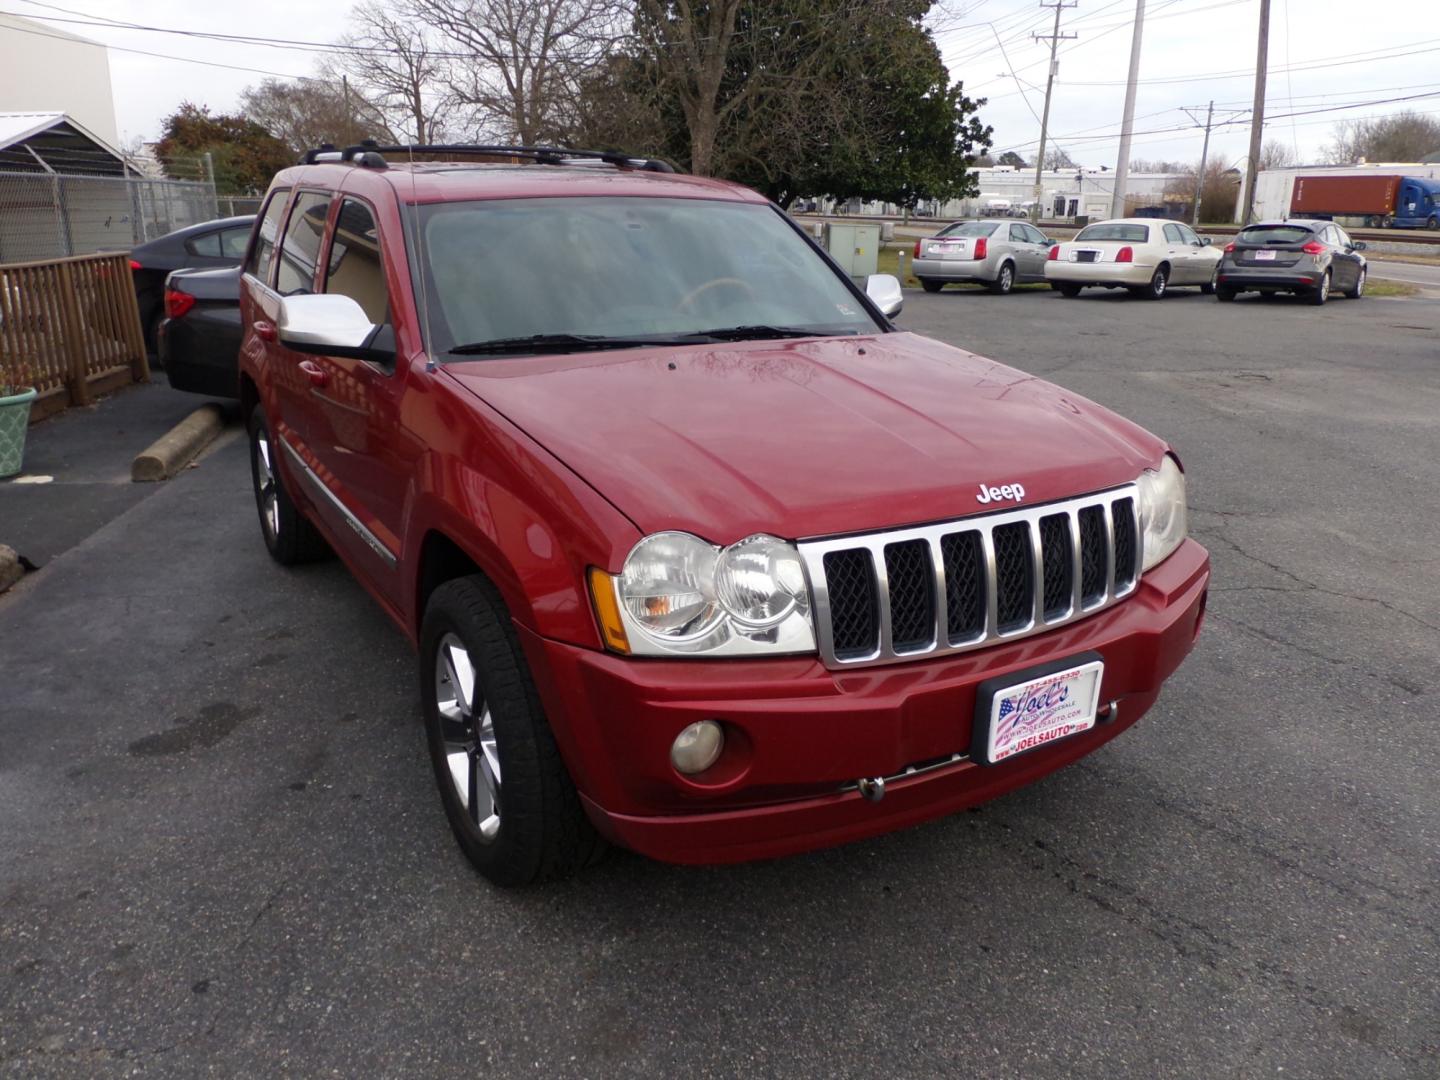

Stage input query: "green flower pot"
[{"left": 0, "top": 386, "right": 38, "bottom": 478}]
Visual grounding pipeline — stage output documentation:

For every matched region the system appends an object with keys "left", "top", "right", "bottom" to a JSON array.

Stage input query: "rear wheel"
[
  {"left": 1308, "top": 270, "right": 1331, "bottom": 306},
  {"left": 1140, "top": 265, "right": 1169, "bottom": 300},
  {"left": 1216, "top": 286, "right": 1238, "bottom": 302},
  {"left": 988, "top": 262, "right": 1015, "bottom": 295},
  {"left": 1055, "top": 283, "right": 1082, "bottom": 297},
  {"left": 1345, "top": 268, "right": 1365, "bottom": 300},
  {"left": 247, "top": 405, "right": 329, "bottom": 565},
  {"left": 920, "top": 279, "right": 944, "bottom": 293},
  {"left": 422, "top": 575, "right": 604, "bottom": 886}
]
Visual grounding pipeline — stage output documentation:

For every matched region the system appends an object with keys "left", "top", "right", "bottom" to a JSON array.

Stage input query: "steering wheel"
[{"left": 677, "top": 277, "right": 756, "bottom": 312}]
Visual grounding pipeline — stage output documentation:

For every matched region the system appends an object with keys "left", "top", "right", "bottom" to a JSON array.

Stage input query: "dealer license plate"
[
  {"left": 1254, "top": 249, "right": 1277, "bottom": 261},
  {"left": 929, "top": 240, "right": 964, "bottom": 254},
  {"left": 973, "top": 657, "right": 1104, "bottom": 765}
]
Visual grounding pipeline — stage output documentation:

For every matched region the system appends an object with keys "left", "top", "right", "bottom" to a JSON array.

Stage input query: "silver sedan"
[{"left": 911, "top": 219, "right": 1054, "bottom": 295}]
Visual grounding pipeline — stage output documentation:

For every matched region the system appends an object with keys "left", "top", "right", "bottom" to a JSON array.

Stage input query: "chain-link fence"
[
  {"left": 0, "top": 171, "right": 219, "bottom": 263},
  {"left": 216, "top": 196, "right": 263, "bottom": 219}
]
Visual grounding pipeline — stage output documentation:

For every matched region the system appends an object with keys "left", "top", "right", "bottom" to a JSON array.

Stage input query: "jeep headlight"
[
  {"left": 592, "top": 532, "right": 815, "bottom": 657},
  {"left": 1136, "top": 455, "right": 1187, "bottom": 571}
]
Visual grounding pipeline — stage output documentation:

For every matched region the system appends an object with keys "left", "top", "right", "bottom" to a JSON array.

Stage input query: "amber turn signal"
[{"left": 587, "top": 567, "right": 631, "bottom": 654}]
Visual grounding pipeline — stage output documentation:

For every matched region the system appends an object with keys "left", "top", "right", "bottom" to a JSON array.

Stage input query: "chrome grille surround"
[{"left": 798, "top": 484, "right": 1141, "bottom": 669}]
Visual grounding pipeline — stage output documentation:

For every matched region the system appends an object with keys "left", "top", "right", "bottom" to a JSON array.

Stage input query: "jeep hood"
[{"left": 443, "top": 332, "right": 1166, "bottom": 542}]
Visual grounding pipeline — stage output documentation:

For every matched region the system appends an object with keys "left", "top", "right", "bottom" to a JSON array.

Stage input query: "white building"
[{"left": 0, "top": 13, "right": 118, "bottom": 149}]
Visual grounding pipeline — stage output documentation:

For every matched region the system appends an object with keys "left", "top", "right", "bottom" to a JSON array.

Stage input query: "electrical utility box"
[{"left": 823, "top": 222, "right": 880, "bottom": 278}]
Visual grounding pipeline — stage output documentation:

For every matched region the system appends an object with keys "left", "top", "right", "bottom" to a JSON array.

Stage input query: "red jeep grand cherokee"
[{"left": 238, "top": 145, "right": 1208, "bottom": 885}]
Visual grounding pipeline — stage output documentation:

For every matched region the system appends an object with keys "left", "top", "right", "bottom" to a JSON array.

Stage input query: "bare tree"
[
  {"left": 1325, "top": 110, "right": 1440, "bottom": 164},
  {"left": 1043, "top": 146, "right": 1075, "bottom": 169},
  {"left": 240, "top": 77, "right": 395, "bottom": 152},
  {"left": 1259, "top": 139, "right": 1299, "bottom": 170},
  {"left": 328, "top": 2, "right": 451, "bottom": 143},
  {"left": 1163, "top": 158, "right": 1240, "bottom": 224},
  {"left": 411, "top": 0, "right": 625, "bottom": 144}
]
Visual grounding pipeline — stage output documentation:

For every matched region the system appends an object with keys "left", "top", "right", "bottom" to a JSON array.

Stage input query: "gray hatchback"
[
  {"left": 912, "top": 219, "right": 1053, "bottom": 295},
  {"left": 1216, "top": 219, "right": 1367, "bottom": 305}
]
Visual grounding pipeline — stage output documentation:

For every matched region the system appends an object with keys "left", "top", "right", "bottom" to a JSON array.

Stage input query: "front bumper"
[
  {"left": 519, "top": 538, "right": 1209, "bottom": 865},
  {"left": 1044, "top": 261, "right": 1155, "bottom": 287}
]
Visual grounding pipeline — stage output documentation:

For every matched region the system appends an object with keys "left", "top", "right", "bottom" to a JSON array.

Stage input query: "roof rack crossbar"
[{"left": 300, "top": 142, "right": 676, "bottom": 174}]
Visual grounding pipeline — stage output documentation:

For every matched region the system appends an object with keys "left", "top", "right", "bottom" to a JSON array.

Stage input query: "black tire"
[
  {"left": 421, "top": 575, "right": 604, "bottom": 886},
  {"left": 1345, "top": 268, "right": 1366, "bottom": 300},
  {"left": 247, "top": 405, "right": 329, "bottom": 565},
  {"left": 1428, "top": 217, "right": 1439, "bottom": 231},
  {"left": 1201, "top": 266, "right": 1218, "bottom": 295},
  {"left": 1308, "top": 270, "right": 1330, "bottom": 306},
  {"left": 920, "top": 279, "right": 944, "bottom": 293},
  {"left": 988, "top": 261, "right": 1015, "bottom": 295},
  {"left": 1140, "top": 265, "right": 1169, "bottom": 300},
  {"left": 1216, "top": 287, "right": 1238, "bottom": 302},
  {"left": 1055, "top": 283, "right": 1082, "bottom": 297}
]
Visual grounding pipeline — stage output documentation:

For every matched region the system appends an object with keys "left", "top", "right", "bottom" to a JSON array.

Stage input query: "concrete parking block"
[{"left": 131, "top": 403, "right": 226, "bottom": 482}]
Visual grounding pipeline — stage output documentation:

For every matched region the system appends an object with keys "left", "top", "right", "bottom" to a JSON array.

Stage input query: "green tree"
[
  {"left": 581, "top": 0, "right": 990, "bottom": 208},
  {"left": 997, "top": 150, "right": 1027, "bottom": 168},
  {"left": 154, "top": 103, "right": 293, "bottom": 195}
]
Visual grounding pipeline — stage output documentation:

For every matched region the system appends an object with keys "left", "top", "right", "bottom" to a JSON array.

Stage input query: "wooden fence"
[{"left": 0, "top": 252, "right": 149, "bottom": 422}]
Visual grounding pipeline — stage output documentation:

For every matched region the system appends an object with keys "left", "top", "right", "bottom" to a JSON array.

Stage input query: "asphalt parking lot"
[{"left": 2, "top": 284, "right": 1438, "bottom": 1077}]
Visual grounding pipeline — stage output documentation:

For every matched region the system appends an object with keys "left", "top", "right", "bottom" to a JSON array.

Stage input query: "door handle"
[
  {"left": 254, "top": 320, "right": 277, "bottom": 343},
  {"left": 299, "top": 360, "right": 329, "bottom": 387}
]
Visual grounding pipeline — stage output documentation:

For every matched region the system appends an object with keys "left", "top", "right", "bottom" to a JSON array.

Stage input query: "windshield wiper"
[
  {"left": 448, "top": 333, "right": 667, "bottom": 356},
  {"left": 686, "top": 325, "right": 833, "bottom": 342}
]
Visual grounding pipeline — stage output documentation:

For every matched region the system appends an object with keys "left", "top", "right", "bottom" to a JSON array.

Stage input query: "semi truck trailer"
[{"left": 1289, "top": 174, "right": 1440, "bottom": 229}]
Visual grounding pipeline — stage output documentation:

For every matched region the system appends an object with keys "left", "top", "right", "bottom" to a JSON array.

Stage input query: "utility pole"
[
  {"left": 1109, "top": 0, "right": 1146, "bottom": 218},
  {"left": 1240, "top": 0, "right": 1270, "bottom": 225},
  {"left": 1031, "top": 1, "right": 1077, "bottom": 222},
  {"left": 1182, "top": 101, "right": 1214, "bottom": 226}
]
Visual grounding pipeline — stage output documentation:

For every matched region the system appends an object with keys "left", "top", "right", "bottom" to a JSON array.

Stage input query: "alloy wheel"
[
  {"left": 253, "top": 429, "right": 279, "bottom": 540},
  {"left": 434, "top": 632, "right": 501, "bottom": 840}
]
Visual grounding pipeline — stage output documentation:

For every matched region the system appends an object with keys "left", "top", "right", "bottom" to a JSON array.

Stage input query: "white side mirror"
[
  {"left": 277, "top": 294, "right": 392, "bottom": 361},
  {"left": 865, "top": 273, "right": 904, "bottom": 318}
]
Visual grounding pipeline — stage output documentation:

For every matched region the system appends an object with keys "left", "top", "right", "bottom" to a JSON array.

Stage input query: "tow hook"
[
  {"left": 1099, "top": 699, "right": 1121, "bottom": 724},
  {"left": 857, "top": 776, "right": 886, "bottom": 803}
]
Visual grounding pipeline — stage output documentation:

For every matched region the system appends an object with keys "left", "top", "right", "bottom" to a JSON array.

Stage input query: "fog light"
[{"left": 670, "top": 720, "right": 724, "bottom": 775}]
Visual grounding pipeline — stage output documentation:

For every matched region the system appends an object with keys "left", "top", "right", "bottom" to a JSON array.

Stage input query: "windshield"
[
  {"left": 416, "top": 197, "right": 881, "bottom": 355},
  {"left": 937, "top": 221, "right": 998, "bottom": 238},
  {"left": 1074, "top": 223, "right": 1149, "bottom": 243},
  {"left": 1237, "top": 225, "right": 1312, "bottom": 244}
]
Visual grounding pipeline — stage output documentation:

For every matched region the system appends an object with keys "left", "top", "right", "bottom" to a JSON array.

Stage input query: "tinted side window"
[
  {"left": 324, "top": 199, "right": 389, "bottom": 325},
  {"left": 275, "top": 192, "right": 331, "bottom": 296},
  {"left": 186, "top": 231, "right": 221, "bottom": 257},
  {"left": 1163, "top": 223, "right": 1184, "bottom": 243},
  {"left": 220, "top": 228, "right": 250, "bottom": 259},
  {"left": 244, "top": 189, "right": 290, "bottom": 281}
]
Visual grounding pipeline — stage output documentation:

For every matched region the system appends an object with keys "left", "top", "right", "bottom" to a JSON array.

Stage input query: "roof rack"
[{"left": 299, "top": 140, "right": 677, "bottom": 173}]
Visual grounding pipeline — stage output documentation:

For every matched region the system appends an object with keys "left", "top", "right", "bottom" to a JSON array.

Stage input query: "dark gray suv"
[{"left": 1216, "top": 219, "right": 1367, "bottom": 305}]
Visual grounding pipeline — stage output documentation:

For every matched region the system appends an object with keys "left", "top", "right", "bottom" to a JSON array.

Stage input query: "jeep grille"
[{"left": 798, "top": 486, "right": 1141, "bottom": 668}]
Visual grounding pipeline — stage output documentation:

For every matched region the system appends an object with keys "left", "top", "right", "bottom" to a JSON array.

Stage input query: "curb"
[
  {"left": 131, "top": 404, "right": 227, "bottom": 483},
  {"left": 0, "top": 544, "right": 21, "bottom": 593}
]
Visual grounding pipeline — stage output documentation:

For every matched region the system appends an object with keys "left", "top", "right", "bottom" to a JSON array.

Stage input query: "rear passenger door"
[
  {"left": 1021, "top": 223, "right": 1051, "bottom": 280},
  {"left": 1328, "top": 226, "right": 1360, "bottom": 289},
  {"left": 1007, "top": 223, "right": 1041, "bottom": 279},
  {"left": 1161, "top": 223, "right": 1196, "bottom": 283}
]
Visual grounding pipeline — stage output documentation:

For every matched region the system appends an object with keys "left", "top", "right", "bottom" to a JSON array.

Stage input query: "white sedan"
[{"left": 1044, "top": 218, "right": 1223, "bottom": 299}]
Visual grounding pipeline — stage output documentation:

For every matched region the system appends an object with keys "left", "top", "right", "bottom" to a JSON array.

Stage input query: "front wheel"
[
  {"left": 1345, "top": 268, "right": 1366, "bottom": 300},
  {"left": 247, "top": 405, "right": 329, "bottom": 565},
  {"left": 1201, "top": 266, "right": 1219, "bottom": 295},
  {"left": 1140, "top": 266, "right": 1169, "bottom": 300},
  {"left": 1428, "top": 217, "right": 1439, "bottom": 231},
  {"left": 1308, "top": 270, "right": 1331, "bottom": 306},
  {"left": 421, "top": 575, "right": 604, "bottom": 886},
  {"left": 920, "top": 279, "right": 944, "bottom": 293},
  {"left": 988, "top": 262, "right": 1015, "bottom": 295}
]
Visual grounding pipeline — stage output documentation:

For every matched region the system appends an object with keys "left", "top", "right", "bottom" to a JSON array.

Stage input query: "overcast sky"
[{"left": 7, "top": 0, "right": 1436, "bottom": 170}]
